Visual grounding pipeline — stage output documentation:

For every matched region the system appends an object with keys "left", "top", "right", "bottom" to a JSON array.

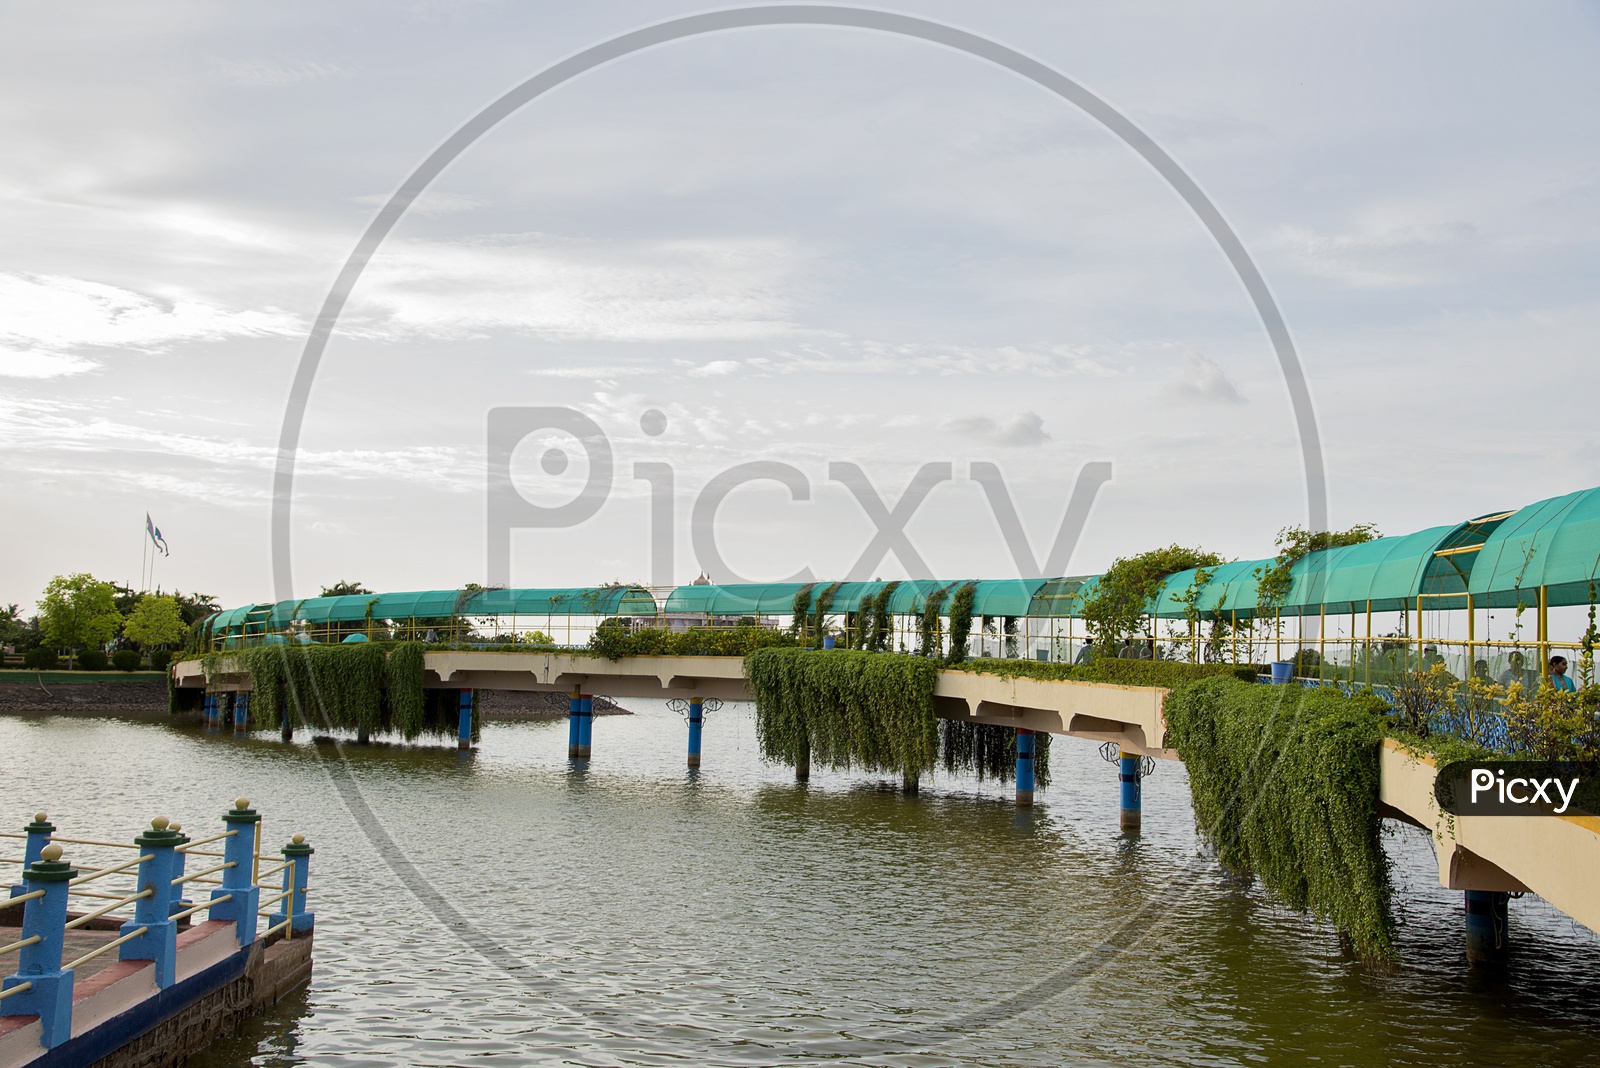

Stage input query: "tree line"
[{"left": 2, "top": 574, "right": 219, "bottom": 671}]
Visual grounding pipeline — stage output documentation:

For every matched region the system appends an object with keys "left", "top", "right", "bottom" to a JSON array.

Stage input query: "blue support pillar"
[
  {"left": 1465, "top": 890, "right": 1509, "bottom": 965},
  {"left": 1016, "top": 728, "right": 1035, "bottom": 808},
  {"left": 268, "top": 835, "right": 315, "bottom": 936},
  {"left": 1119, "top": 751, "right": 1142, "bottom": 831},
  {"left": 458, "top": 689, "right": 474, "bottom": 751},
  {"left": 10, "top": 813, "right": 53, "bottom": 898},
  {"left": 687, "top": 698, "right": 703, "bottom": 769},
  {"left": 209, "top": 799, "right": 261, "bottom": 947},
  {"left": 567, "top": 688, "right": 582, "bottom": 759},
  {"left": 168, "top": 822, "right": 191, "bottom": 917},
  {"left": 1, "top": 843, "right": 78, "bottom": 1048},
  {"left": 234, "top": 692, "right": 250, "bottom": 732},
  {"left": 119, "top": 817, "right": 187, "bottom": 989},
  {"left": 577, "top": 695, "right": 594, "bottom": 759}
]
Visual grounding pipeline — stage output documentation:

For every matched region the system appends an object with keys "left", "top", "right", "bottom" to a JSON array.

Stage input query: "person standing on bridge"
[{"left": 1549, "top": 655, "right": 1576, "bottom": 692}]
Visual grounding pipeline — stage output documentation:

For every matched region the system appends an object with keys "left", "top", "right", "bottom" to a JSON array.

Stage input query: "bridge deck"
[{"left": 174, "top": 651, "right": 1600, "bottom": 935}]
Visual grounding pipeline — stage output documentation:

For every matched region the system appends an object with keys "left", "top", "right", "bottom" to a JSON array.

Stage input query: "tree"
[
  {"left": 123, "top": 594, "right": 188, "bottom": 650},
  {"left": 0, "top": 604, "right": 33, "bottom": 650},
  {"left": 38, "top": 573, "right": 122, "bottom": 669},
  {"left": 320, "top": 581, "right": 373, "bottom": 598},
  {"left": 169, "top": 590, "right": 220, "bottom": 625}
]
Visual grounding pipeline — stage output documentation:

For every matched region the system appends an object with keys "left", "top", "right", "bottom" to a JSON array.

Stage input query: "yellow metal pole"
[
  {"left": 1539, "top": 585, "right": 1550, "bottom": 680},
  {"left": 1365, "top": 600, "right": 1372, "bottom": 687},
  {"left": 1231, "top": 609, "right": 1237, "bottom": 664},
  {"left": 1319, "top": 602, "right": 1326, "bottom": 682},
  {"left": 1467, "top": 593, "right": 1476, "bottom": 675},
  {"left": 1416, "top": 595, "right": 1424, "bottom": 672},
  {"left": 1275, "top": 608, "right": 1281, "bottom": 662}
]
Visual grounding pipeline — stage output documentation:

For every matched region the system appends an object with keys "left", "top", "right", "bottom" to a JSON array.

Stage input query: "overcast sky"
[{"left": 3, "top": 2, "right": 1598, "bottom": 609}]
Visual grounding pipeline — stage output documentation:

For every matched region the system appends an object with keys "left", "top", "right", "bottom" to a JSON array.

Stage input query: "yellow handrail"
[
  {"left": 169, "top": 894, "right": 230, "bottom": 922},
  {"left": 259, "top": 917, "right": 290, "bottom": 940},
  {"left": 256, "top": 888, "right": 292, "bottom": 909},
  {"left": 68, "top": 854, "right": 152, "bottom": 887},
  {"left": 0, "top": 981, "right": 32, "bottom": 1002},
  {"left": 172, "top": 861, "right": 233, "bottom": 886},
  {"left": 64, "top": 927, "right": 148, "bottom": 971},
  {"left": 0, "top": 935, "right": 40, "bottom": 956},
  {"left": 254, "top": 860, "right": 292, "bottom": 880},
  {"left": 63, "top": 888, "right": 152, "bottom": 931},
  {"left": 176, "top": 830, "right": 235, "bottom": 852},
  {"left": 68, "top": 888, "right": 142, "bottom": 900},
  {"left": 47, "top": 837, "right": 142, "bottom": 850},
  {"left": 7, "top": 889, "right": 44, "bottom": 905}
]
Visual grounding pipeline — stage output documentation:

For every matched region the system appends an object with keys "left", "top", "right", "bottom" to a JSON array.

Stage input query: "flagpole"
[{"left": 141, "top": 524, "right": 148, "bottom": 593}]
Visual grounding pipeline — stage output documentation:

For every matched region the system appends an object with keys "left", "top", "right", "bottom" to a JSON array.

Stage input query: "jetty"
[{"left": 0, "top": 802, "right": 315, "bottom": 1066}]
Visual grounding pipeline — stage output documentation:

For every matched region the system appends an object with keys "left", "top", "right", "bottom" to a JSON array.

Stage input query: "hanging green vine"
[
  {"left": 1163, "top": 676, "right": 1394, "bottom": 963},
  {"left": 917, "top": 584, "right": 953, "bottom": 657},
  {"left": 195, "top": 641, "right": 454, "bottom": 741},
  {"left": 746, "top": 647, "right": 1052, "bottom": 789},
  {"left": 945, "top": 581, "right": 978, "bottom": 664},
  {"left": 869, "top": 581, "right": 900, "bottom": 652},
  {"left": 1080, "top": 545, "right": 1226, "bottom": 648},
  {"left": 939, "top": 720, "right": 1051, "bottom": 786},
  {"left": 791, "top": 583, "right": 817, "bottom": 641},
  {"left": 811, "top": 581, "right": 842, "bottom": 644},
  {"left": 746, "top": 647, "right": 940, "bottom": 775}
]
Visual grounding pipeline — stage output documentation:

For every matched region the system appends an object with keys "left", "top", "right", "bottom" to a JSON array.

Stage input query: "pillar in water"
[
  {"left": 1464, "top": 890, "right": 1510, "bottom": 965},
  {"left": 457, "top": 689, "right": 474, "bottom": 751},
  {"left": 1015, "top": 728, "right": 1035, "bottom": 808},
  {"left": 567, "top": 688, "right": 581, "bottom": 759},
  {"left": 687, "top": 698, "right": 703, "bottom": 769},
  {"left": 1120, "top": 751, "right": 1142, "bottom": 831},
  {"left": 577, "top": 694, "right": 593, "bottom": 759}
]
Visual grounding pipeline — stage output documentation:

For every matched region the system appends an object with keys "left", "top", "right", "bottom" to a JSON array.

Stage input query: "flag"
[{"left": 145, "top": 513, "right": 169, "bottom": 557}]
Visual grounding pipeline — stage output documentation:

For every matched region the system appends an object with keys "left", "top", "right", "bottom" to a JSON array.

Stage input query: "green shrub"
[
  {"left": 952, "top": 657, "right": 1257, "bottom": 688},
  {"left": 77, "top": 649, "right": 109, "bottom": 671},
  {"left": 149, "top": 649, "right": 173, "bottom": 672},
  {"left": 111, "top": 649, "right": 142, "bottom": 672},
  {"left": 1163, "top": 676, "right": 1393, "bottom": 962},
  {"left": 22, "top": 647, "right": 58, "bottom": 670},
  {"left": 589, "top": 623, "right": 795, "bottom": 661}
]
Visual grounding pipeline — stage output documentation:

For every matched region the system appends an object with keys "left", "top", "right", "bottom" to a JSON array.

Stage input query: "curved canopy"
[{"left": 1469, "top": 488, "right": 1600, "bottom": 607}]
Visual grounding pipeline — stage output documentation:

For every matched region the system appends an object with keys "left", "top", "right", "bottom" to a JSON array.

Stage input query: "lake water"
[{"left": 2, "top": 704, "right": 1598, "bottom": 1067}]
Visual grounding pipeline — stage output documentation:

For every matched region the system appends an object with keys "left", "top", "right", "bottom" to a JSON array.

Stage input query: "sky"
[{"left": 2, "top": 1, "right": 1598, "bottom": 610}]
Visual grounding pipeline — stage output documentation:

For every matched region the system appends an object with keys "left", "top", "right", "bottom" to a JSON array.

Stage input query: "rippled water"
[{"left": 3, "top": 704, "right": 1599, "bottom": 1067}]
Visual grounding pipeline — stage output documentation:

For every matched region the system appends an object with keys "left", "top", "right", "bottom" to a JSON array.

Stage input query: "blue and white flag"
[{"left": 145, "top": 513, "right": 169, "bottom": 557}]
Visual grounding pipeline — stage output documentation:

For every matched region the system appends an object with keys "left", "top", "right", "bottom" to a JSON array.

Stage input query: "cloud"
[
  {"left": 349, "top": 233, "right": 802, "bottom": 343},
  {"left": 0, "top": 345, "right": 97, "bottom": 379},
  {"left": 1166, "top": 352, "right": 1245, "bottom": 405},
  {"left": 947, "top": 410, "right": 1051, "bottom": 447},
  {"left": 0, "top": 273, "right": 301, "bottom": 353},
  {"left": 1271, "top": 220, "right": 1478, "bottom": 289}
]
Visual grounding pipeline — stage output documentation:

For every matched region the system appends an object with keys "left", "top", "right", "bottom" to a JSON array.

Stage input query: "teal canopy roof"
[{"left": 1469, "top": 489, "right": 1600, "bottom": 607}]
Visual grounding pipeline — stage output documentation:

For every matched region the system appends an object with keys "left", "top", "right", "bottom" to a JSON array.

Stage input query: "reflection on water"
[{"left": 2, "top": 703, "right": 1599, "bottom": 1067}]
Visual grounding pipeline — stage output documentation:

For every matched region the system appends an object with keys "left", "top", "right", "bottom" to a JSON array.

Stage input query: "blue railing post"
[
  {"left": 1119, "top": 751, "right": 1142, "bottom": 831},
  {"left": 1, "top": 842, "right": 77, "bottom": 1048},
  {"left": 687, "top": 697, "right": 703, "bottom": 769},
  {"left": 1016, "top": 728, "right": 1035, "bottom": 808},
  {"left": 567, "top": 687, "right": 581, "bottom": 759},
  {"left": 234, "top": 692, "right": 250, "bottom": 732},
  {"left": 577, "top": 694, "right": 593, "bottom": 759},
  {"left": 210, "top": 798, "right": 261, "bottom": 946},
  {"left": 458, "top": 689, "right": 474, "bottom": 751},
  {"left": 119, "top": 816, "right": 187, "bottom": 988},
  {"left": 9, "top": 813, "right": 53, "bottom": 898},
  {"left": 269, "top": 835, "right": 315, "bottom": 936}
]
